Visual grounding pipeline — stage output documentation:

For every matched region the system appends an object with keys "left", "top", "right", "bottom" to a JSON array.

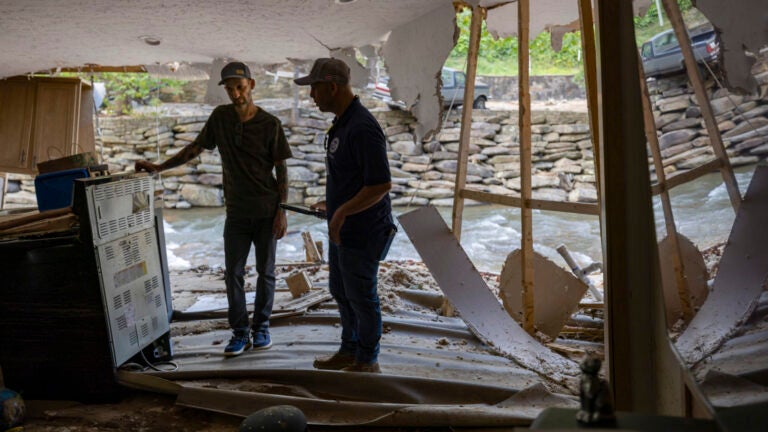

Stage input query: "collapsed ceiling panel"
[
  {"left": 485, "top": 0, "right": 579, "bottom": 41},
  {"left": 694, "top": 0, "right": 768, "bottom": 93},
  {"left": 0, "top": 0, "right": 446, "bottom": 80},
  {"left": 483, "top": 0, "right": 655, "bottom": 50},
  {"left": 380, "top": 2, "right": 459, "bottom": 141}
]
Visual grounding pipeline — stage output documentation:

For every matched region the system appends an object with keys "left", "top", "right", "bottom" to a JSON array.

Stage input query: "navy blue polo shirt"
[{"left": 326, "top": 97, "right": 393, "bottom": 248}]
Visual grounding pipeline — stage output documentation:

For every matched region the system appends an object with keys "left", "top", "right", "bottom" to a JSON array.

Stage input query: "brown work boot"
[
  {"left": 341, "top": 362, "right": 381, "bottom": 373},
  {"left": 313, "top": 351, "right": 355, "bottom": 370}
]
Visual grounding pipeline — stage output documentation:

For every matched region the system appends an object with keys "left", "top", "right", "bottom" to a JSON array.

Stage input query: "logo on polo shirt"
[{"left": 329, "top": 137, "right": 340, "bottom": 153}]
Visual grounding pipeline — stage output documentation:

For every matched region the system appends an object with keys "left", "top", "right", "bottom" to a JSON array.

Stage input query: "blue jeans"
[
  {"left": 224, "top": 215, "right": 276, "bottom": 334},
  {"left": 328, "top": 227, "right": 395, "bottom": 364}
]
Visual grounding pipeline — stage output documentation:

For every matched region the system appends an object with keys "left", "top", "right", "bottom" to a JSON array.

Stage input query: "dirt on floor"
[{"left": 18, "top": 240, "right": 728, "bottom": 431}]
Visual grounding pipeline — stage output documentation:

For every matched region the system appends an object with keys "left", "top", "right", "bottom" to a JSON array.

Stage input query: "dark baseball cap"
[
  {"left": 294, "top": 58, "right": 350, "bottom": 86},
  {"left": 218, "top": 61, "right": 252, "bottom": 85}
]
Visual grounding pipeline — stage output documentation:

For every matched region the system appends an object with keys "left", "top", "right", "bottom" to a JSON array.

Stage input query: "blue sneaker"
[
  {"left": 252, "top": 330, "right": 272, "bottom": 350},
  {"left": 224, "top": 332, "right": 251, "bottom": 357}
]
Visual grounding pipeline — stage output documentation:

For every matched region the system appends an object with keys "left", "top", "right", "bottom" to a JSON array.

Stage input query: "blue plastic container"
[{"left": 34, "top": 168, "right": 89, "bottom": 212}]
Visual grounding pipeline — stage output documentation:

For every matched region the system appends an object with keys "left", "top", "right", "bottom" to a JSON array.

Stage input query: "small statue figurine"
[{"left": 576, "top": 357, "right": 616, "bottom": 426}]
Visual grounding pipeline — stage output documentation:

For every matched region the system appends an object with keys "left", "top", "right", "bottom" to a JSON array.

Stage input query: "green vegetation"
[
  {"left": 632, "top": 1, "right": 710, "bottom": 47},
  {"left": 447, "top": 1, "right": 709, "bottom": 77},
  {"left": 64, "top": 72, "right": 185, "bottom": 115},
  {"left": 446, "top": 9, "right": 583, "bottom": 77}
]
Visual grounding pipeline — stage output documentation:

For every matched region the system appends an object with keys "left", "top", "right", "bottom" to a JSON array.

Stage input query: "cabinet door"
[
  {"left": 32, "top": 81, "right": 79, "bottom": 166},
  {"left": 0, "top": 80, "right": 35, "bottom": 173}
]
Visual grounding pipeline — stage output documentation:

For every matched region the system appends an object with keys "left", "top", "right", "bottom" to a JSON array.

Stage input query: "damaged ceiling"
[
  {"left": 0, "top": 0, "right": 764, "bottom": 134},
  {"left": 0, "top": 0, "right": 444, "bottom": 78}
]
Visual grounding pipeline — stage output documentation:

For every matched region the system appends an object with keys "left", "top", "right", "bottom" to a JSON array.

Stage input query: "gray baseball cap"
[
  {"left": 294, "top": 58, "right": 350, "bottom": 85},
  {"left": 218, "top": 61, "right": 252, "bottom": 85}
]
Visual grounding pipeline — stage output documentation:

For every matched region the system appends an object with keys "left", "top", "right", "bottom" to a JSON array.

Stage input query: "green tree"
[{"left": 65, "top": 72, "right": 185, "bottom": 115}]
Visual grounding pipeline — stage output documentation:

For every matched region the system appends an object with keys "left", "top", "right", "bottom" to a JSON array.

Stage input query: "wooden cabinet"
[{"left": 0, "top": 76, "right": 95, "bottom": 174}]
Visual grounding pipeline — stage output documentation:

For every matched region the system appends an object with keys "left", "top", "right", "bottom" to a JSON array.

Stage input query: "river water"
[{"left": 161, "top": 166, "right": 756, "bottom": 273}]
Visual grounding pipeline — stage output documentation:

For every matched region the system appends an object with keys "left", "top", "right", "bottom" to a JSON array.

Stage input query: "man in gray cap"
[
  {"left": 295, "top": 58, "right": 396, "bottom": 373},
  {"left": 136, "top": 61, "right": 292, "bottom": 357}
]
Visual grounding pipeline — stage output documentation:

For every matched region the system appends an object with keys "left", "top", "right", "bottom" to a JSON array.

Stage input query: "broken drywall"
[
  {"left": 330, "top": 48, "right": 369, "bottom": 89},
  {"left": 398, "top": 206, "right": 580, "bottom": 386},
  {"left": 483, "top": 0, "right": 655, "bottom": 51},
  {"left": 657, "top": 233, "right": 709, "bottom": 328},
  {"left": 498, "top": 250, "right": 588, "bottom": 340},
  {"left": 0, "top": 0, "right": 446, "bottom": 80},
  {"left": 484, "top": 0, "right": 579, "bottom": 52},
  {"left": 381, "top": 2, "right": 458, "bottom": 141},
  {"left": 676, "top": 166, "right": 768, "bottom": 365},
  {"left": 695, "top": 0, "right": 767, "bottom": 93}
]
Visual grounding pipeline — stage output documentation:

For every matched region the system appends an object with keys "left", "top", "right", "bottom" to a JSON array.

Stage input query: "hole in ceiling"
[{"left": 139, "top": 35, "right": 162, "bottom": 46}]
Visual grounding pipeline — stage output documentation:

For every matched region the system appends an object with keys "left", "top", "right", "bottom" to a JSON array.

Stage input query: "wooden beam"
[
  {"left": 450, "top": 5, "right": 484, "bottom": 240},
  {"left": 459, "top": 189, "right": 600, "bottom": 215},
  {"left": 578, "top": 0, "right": 602, "bottom": 209},
  {"left": 596, "top": 0, "right": 681, "bottom": 414},
  {"left": 518, "top": 0, "right": 535, "bottom": 335},
  {"left": 661, "top": 0, "right": 741, "bottom": 213},
  {"left": 36, "top": 65, "right": 147, "bottom": 74},
  {"left": 638, "top": 57, "right": 693, "bottom": 321},
  {"left": 0, "top": 173, "right": 8, "bottom": 210},
  {"left": 651, "top": 158, "right": 722, "bottom": 195}
]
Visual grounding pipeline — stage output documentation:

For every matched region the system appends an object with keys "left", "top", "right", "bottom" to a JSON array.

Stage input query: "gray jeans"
[{"left": 224, "top": 215, "right": 276, "bottom": 333}]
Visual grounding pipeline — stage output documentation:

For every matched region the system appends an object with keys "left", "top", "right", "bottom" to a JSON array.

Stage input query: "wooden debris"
[
  {"left": 0, "top": 207, "right": 70, "bottom": 231},
  {"left": 274, "top": 290, "right": 332, "bottom": 313},
  {"left": 546, "top": 342, "right": 586, "bottom": 356},
  {"left": 302, "top": 231, "right": 321, "bottom": 263},
  {"left": 285, "top": 271, "right": 312, "bottom": 299},
  {"left": 560, "top": 325, "right": 604, "bottom": 342}
]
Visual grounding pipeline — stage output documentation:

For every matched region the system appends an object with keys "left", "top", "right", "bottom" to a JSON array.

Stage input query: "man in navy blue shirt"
[{"left": 295, "top": 58, "right": 396, "bottom": 373}]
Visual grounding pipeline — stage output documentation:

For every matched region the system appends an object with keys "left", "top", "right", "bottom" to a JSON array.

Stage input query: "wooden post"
[
  {"left": 450, "top": 4, "right": 483, "bottom": 240},
  {"left": 0, "top": 173, "right": 8, "bottom": 210},
  {"left": 596, "top": 0, "right": 683, "bottom": 414},
  {"left": 638, "top": 57, "right": 694, "bottom": 322},
  {"left": 577, "top": 0, "right": 602, "bottom": 209},
  {"left": 518, "top": 0, "right": 535, "bottom": 335},
  {"left": 661, "top": 0, "right": 741, "bottom": 213}
]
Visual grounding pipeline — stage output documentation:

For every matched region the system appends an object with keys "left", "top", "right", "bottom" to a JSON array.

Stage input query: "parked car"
[
  {"left": 640, "top": 24, "right": 720, "bottom": 78},
  {"left": 373, "top": 67, "right": 490, "bottom": 110}
]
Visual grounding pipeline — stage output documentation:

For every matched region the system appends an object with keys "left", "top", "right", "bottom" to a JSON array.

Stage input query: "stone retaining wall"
[{"left": 5, "top": 60, "right": 768, "bottom": 209}]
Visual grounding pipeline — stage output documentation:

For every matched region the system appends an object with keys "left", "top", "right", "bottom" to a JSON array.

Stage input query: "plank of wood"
[
  {"left": 399, "top": 206, "right": 580, "bottom": 385},
  {"left": 652, "top": 158, "right": 723, "bottom": 195},
  {"left": 450, "top": 4, "right": 483, "bottom": 240},
  {"left": 676, "top": 166, "right": 768, "bottom": 365},
  {"left": 638, "top": 57, "right": 693, "bottom": 321},
  {"left": 0, "top": 214, "right": 76, "bottom": 235},
  {"left": 274, "top": 290, "right": 332, "bottom": 313},
  {"left": 518, "top": 0, "right": 535, "bottom": 335},
  {"left": 546, "top": 343, "right": 586, "bottom": 356},
  {"left": 0, "top": 207, "right": 70, "bottom": 231},
  {"left": 458, "top": 189, "right": 600, "bottom": 215},
  {"left": 662, "top": 0, "right": 741, "bottom": 212},
  {"left": 578, "top": 0, "right": 601, "bottom": 207}
]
